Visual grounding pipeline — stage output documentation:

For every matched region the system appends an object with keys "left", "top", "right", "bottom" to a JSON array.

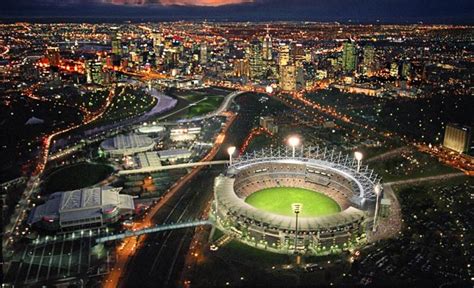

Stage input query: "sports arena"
[{"left": 212, "top": 146, "right": 382, "bottom": 255}]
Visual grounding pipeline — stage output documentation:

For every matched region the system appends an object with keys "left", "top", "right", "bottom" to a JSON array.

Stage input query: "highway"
[
  {"left": 120, "top": 168, "right": 221, "bottom": 288},
  {"left": 103, "top": 112, "right": 236, "bottom": 288}
]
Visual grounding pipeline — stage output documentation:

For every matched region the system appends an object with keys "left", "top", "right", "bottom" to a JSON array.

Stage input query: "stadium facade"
[
  {"left": 28, "top": 187, "right": 135, "bottom": 231},
  {"left": 212, "top": 146, "right": 381, "bottom": 255}
]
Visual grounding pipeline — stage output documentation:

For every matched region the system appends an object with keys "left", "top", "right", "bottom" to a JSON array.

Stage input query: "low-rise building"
[{"left": 28, "top": 187, "right": 134, "bottom": 231}]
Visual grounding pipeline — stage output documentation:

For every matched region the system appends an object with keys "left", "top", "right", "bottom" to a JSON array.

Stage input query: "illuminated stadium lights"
[
  {"left": 213, "top": 146, "right": 382, "bottom": 255},
  {"left": 228, "top": 146, "right": 237, "bottom": 165},
  {"left": 373, "top": 183, "right": 382, "bottom": 232},
  {"left": 354, "top": 151, "right": 363, "bottom": 172},
  {"left": 292, "top": 203, "right": 302, "bottom": 255},
  {"left": 288, "top": 136, "right": 300, "bottom": 157}
]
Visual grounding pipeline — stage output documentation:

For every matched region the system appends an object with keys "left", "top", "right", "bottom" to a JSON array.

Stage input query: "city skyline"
[{"left": 0, "top": 4, "right": 473, "bottom": 288}]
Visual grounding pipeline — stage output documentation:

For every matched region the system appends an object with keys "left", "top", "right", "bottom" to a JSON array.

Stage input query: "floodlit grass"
[
  {"left": 245, "top": 187, "right": 341, "bottom": 217},
  {"left": 186, "top": 96, "right": 223, "bottom": 117}
]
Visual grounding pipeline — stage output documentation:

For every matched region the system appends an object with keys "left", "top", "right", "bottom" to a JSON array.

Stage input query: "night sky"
[{"left": 0, "top": 0, "right": 473, "bottom": 23}]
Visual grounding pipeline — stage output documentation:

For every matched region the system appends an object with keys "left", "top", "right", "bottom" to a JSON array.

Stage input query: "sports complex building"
[
  {"left": 28, "top": 187, "right": 135, "bottom": 231},
  {"left": 100, "top": 134, "right": 155, "bottom": 157},
  {"left": 212, "top": 146, "right": 382, "bottom": 255}
]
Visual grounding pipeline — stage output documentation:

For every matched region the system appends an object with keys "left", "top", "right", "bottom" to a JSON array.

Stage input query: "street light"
[
  {"left": 354, "top": 151, "right": 363, "bottom": 172},
  {"left": 372, "top": 183, "right": 382, "bottom": 232},
  {"left": 227, "top": 146, "right": 236, "bottom": 165},
  {"left": 288, "top": 136, "right": 300, "bottom": 158},
  {"left": 291, "top": 203, "right": 302, "bottom": 256}
]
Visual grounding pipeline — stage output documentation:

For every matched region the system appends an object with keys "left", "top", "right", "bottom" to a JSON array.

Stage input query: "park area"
[
  {"left": 245, "top": 187, "right": 341, "bottom": 217},
  {"left": 43, "top": 162, "right": 114, "bottom": 193}
]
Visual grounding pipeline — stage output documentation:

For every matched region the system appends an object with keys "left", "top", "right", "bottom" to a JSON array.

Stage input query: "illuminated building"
[
  {"left": 291, "top": 43, "right": 305, "bottom": 65},
  {"left": 212, "top": 147, "right": 380, "bottom": 255},
  {"left": 233, "top": 58, "right": 250, "bottom": 78},
  {"left": 390, "top": 62, "right": 399, "bottom": 78},
  {"left": 28, "top": 187, "right": 134, "bottom": 231},
  {"left": 443, "top": 124, "right": 472, "bottom": 153},
  {"left": 152, "top": 31, "right": 163, "bottom": 53},
  {"left": 342, "top": 42, "right": 357, "bottom": 73},
  {"left": 46, "top": 46, "right": 61, "bottom": 68},
  {"left": 200, "top": 42, "right": 208, "bottom": 65},
  {"left": 262, "top": 29, "right": 273, "bottom": 61},
  {"left": 259, "top": 116, "right": 278, "bottom": 133},
  {"left": 280, "top": 63, "right": 297, "bottom": 91},
  {"left": 248, "top": 39, "right": 263, "bottom": 80},
  {"left": 361, "top": 45, "right": 375, "bottom": 76},
  {"left": 85, "top": 60, "right": 104, "bottom": 85},
  {"left": 111, "top": 30, "right": 122, "bottom": 56},
  {"left": 278, "top": 43, "right": 290, "bottom": 67},
  {"left": 401, "top": 61, "right": 412, "bottom": 79}
]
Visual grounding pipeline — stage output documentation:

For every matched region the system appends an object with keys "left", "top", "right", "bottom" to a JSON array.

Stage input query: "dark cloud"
[{"left": 0, "top": 0, "right": 472, "bottom": 23}]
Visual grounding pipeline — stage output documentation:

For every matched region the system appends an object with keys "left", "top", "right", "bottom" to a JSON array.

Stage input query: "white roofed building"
[
  {"left": 100, "top": 134, "right": 155, "bottom": 157},
  {"left": 28, "top": 187, "right": 135, "bottom": 231}
]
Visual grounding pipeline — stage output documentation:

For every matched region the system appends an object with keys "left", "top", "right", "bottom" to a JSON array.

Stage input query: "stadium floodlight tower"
[
  {"left": 291, "top": 203, "right": 303, "bottom": 255},
  {"left": 227, "top": 146, "right": 236, "bottom": 165},
  {"left": 372, "top": 183, "right": 382, "bottom": 232},
  {"left": 354, "top": 151, "right": 363, "bottom": 172},
  {"left": 288, "top": 136, "right": 301, "bottom": 158}
]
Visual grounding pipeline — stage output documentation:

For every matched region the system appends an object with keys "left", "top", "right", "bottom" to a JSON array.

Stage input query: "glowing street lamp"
[
  {"left": 227, "top": 146, "right": 236, "bottom": 165},
  {"left": 372, "top": 183, "right": 382, "bottom": 232},
  {"left": 288, "top": 136, "right": 300, "bottom": 158},
  {"left": 354, "top": 151, "right": 363, "bottom": 172}
]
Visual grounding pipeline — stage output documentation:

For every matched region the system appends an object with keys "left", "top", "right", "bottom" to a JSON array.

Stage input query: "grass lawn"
[
  {"left": 245, "top": 187, "right": 341, "bottom": 217},
  {"left": 186, "top": 96, "right": 223, "bottom": 118},
  {"left": 43, "top": 162, "right": 114, "bottom": 193}
]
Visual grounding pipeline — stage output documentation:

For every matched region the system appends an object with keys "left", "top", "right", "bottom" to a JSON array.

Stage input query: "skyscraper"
[
  {"left": 111, "top": 30, "right": 122, "bottom": 56},
  {"left": 200, "top": 42, "right": 208, "bottom": 65},
  {"left": 278, "top": 43, "right": 290, "bottom": 67},
  {"left": 262, "top": 29, "right": 273, "bottom": 61},
  {"left": 248, "top": 39, "right": 263, "bottom": 80},
  {"left": 280, "top": 63, "right": 296, "bottom": 91},
  {"left": 390, "top": 62, "right": 399, "bottom": 78},
  {"left": 342, "top": 42, "right": 357, "bottom": 73},
  {"left": 85, "top": 60, "right": 104, "bottom": 85},
  {"left": 233, "top": 58, "right": 250, "bottom": 78},
  {"left": 362, "top": 45, "right": 375, "bottom": 76},
  {"left": 443, "top": 124, "right": 472, "bottom": 153},
  {"left": 45, "top": 46, "right": 61, "bottom": 68},
  {"left": 151, "top": 31, "right": 163, "bottom": 54}
]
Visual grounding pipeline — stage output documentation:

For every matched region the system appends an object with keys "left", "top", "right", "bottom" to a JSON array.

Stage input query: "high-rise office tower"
[
  {"left": 291, "top": 43, "right": 305, "bottom": 64},
  {"left": 278, "top": 43, "right": 290, "bottom": 67},
  {"left": 234, "top": 58, "right": 250, "bottom": 78},
  {"left": 362, "top": 45, "right": 375, "bottom": 76},
  {"left": 390, "top": 62, "right": 399, "bottom": 78},
  {"left": 443, "top": 124, "right": 472, "bottom": 153},
  {"left": 342, "top": 42, "right": 357, "bottom": 72},
  {"left": 46, "top": 46, "right": 61, "bottom": 67},
  {"left": 151, "top": 31, "right": 163, "bottom": 53},
  {"left": 200, "top": 42, "right": 208, "bottom": 65},
  {"left": 280, "top": 63, "right": 296, "bottom": 91},
  {"left": 248, "top": 39, "right": 263, "bottom": 80},
  {"left": 85, "top": 60, "right": 104, "bottom": 85},
  {"left": 401, "top": 61, "right": 411, "bottom": 80},
  {"left": 262, "top": 29, "right": 273, "bottom": 61},
  {"left": 111, "top": 30, "right": 122, "bottom": 56}
]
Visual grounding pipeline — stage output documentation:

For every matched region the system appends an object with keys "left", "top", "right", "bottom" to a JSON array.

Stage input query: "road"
[
  {"left": 384, "top": 172, "right": 466, "bottom": 186},
  {"left": 3, "top": 86, "right": 117, "bottom": 251},
  {"left": 365, "top": 146, "right": 410, "bottom": 163},
  {"left": 103, "top": 112, "right": 236, "bottom": 288}
]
